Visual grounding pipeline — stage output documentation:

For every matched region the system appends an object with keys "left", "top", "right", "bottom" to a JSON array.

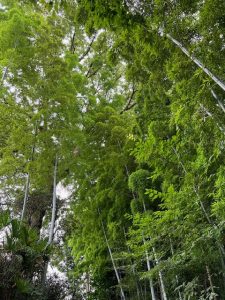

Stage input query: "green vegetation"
[{"left": 0, "top": 0, "right": 225, "bottom": 299}]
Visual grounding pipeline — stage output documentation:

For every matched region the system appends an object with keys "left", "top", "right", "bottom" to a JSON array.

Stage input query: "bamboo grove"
[{"left": 0, "top": 0, "right": 225, "bottom": 299}]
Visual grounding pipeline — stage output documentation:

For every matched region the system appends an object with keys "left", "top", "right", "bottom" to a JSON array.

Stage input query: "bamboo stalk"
[
  {"left": 100, "top": 218, "right": 126, "bottom": 300},
  {"left": 48, "top": 156, "right": 58, "bottom": 245},
  {"left": 206, "top": 265, "right": 217, "bottom": 300},
  {"left": 20, "top": 122, "right": 38, "bottom": 223},
  {"left": 143, "top": 236, "right": 157, "bottom": 300},
  {"left": 165, "top": 32, "right": 225, "bottom": 92}
]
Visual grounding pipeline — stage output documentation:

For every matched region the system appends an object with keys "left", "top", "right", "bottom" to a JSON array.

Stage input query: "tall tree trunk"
[
  {"left": 48, "top": 156, "right": 58, "bottom": 245},
  {"left": 123, "top": 153, "right": 162, "bottom": 299},
  {"left": 20, "top": 122, "right": 38, "bottom": 223},
  {"left": 42, "top": 156, "right": 58, "bottom": 286},
  {"left": 122, "top": 157, "right": 156, "bottom": 299},
  {"left": 143, "top": 236, "right": 157, "bottom": 300},
  {"left": 100, "top": 218, "right": 126, "bottom": 300},
  {"left": 123, "top": 227, "right": 141, "bottom": 300},
  {"left": 152, "top": 247, "right": 167, "bottom": 300},
  {"left": 142, "top": 202, "right": 167, "bottom": 300},
  {"left": 41, "top": 262, "right": 48, "bottom": 287}
]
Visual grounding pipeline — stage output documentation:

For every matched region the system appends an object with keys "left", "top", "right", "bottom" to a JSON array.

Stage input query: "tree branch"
[
  {"left": 120, "top": 86, "right": 137, "bottom": 114},
  {"left": 70, "top": 31, "right": 76, "bottom": 54},
  {"left": 79, "top": 32, "right": 97, "bottom": 62}
]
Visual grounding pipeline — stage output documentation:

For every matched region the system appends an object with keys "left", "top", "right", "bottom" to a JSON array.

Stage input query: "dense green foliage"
[{"left": 0, "top": 0, "right": 225, "bottom": 299}]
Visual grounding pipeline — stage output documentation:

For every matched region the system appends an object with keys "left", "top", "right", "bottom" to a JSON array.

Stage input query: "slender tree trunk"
[
  {"left": 170, "top": 238, "right": 182, "bottom": 300},
  {"left": 206, "top": 265, "right": 217, "bottom": 300},
  {"left": 100, "top": 218, "right": 126, "bottom": 300},
  {"left": 142, "top": 202, "right": 167, "bottom": 300},
  {"left": 123, "top": 228, "right": 141, "bottom": 300},
  {"left": 41, "top": 262, "right": 48, "bottom": 287},
  {"left": 21, "top": 173, "right": 30, "bottom": 222},
  {"left": 194, "top": 186, "right": 225, "bottom": 260},
  {"left": 42, "top": 156, "right": 58, "bottom": 286},
  {"left": 143, "top": 236, "right": 157, "bottom": 300},
  {"left": 199, "top": 103, "right": 225, "bottom": 135},
  {"left": 48, "top": 156, "right": 58, "bottom": 245},
  {"left": 133, "top": 266, "right": 141, "bottom": 300},
  {"left": 211, "top": 89, "right": 225, "bottom": 113},
  {"left": 86, "top": 271, "right": 90, "bottom": 296},
  {"left": 122, "top": 158, "right": 156, "bottom": 299},
  {"left": 122, "top": 155, "right": 159, "bottom": 299},
  {"left": 164, "top": 32, "right": 225, "bottom": 93},
  {"left": 173, "top": 146, "right": 225, "bottom": 282},
  {"left": 144, "top": 281, "right": 147, "bottom": 300},
  {"left": 139, "top": 281, "right": 144, "bottom": 300},
  {"left": 152, "top": 247, "right": 167, "bottom": 300},
  {"left": 20, "top": 123, "right": 38, "bottom": 223}
]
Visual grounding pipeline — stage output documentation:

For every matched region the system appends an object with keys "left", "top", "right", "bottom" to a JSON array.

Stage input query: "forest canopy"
[{"left": 0, "top": 0, "right": 225, "bottom": 299}]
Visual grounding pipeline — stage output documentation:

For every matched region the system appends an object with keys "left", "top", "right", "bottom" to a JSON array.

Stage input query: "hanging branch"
[
  {"left": 98, "top": 209, "right": 126, "bottom": 300},
  {"left": 79, "top": 32, "right": 97, "bottom": 62}
]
